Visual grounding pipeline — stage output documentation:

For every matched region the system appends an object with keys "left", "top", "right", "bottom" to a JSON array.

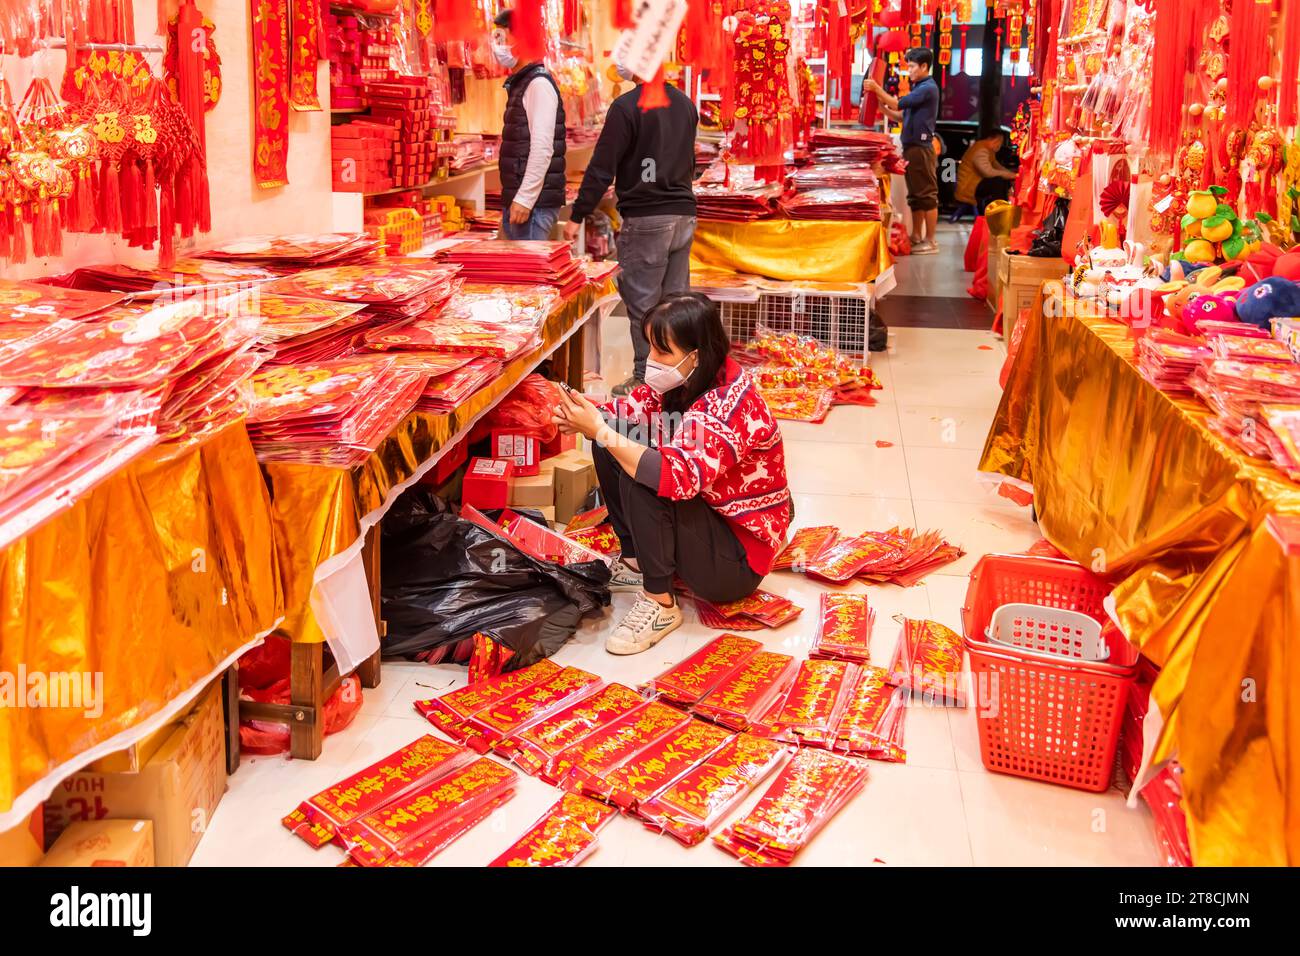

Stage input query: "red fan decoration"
[{"left": 1099, "top": 179, "right": 1131, "bottom": 221}]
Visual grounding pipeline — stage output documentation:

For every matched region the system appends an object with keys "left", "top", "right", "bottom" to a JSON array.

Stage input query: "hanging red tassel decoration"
[
  {"left": 10, "top": 204, "right": 27, "bottom": 265},
  {"left": 682, "top": 0, "right": 727, "bottom": 80},
  {"left": 1149, "top": 0, "right": 1200, "bottom": 163},
  {"left": 562, "top": 0, "right": 580, "bottom": 36},
  {"left": 1281, "top": 0, "right": 1300, "bottom": 129},
  {"left": 1226, "top": 0, "right": 1272, "bottom": 132},
  {"left": 176, "top": 0, "right": 211, "bottom": 232},
  {"left": 638, "top": 67, "right": 671, "bottom": 111},
  {"left": 612, "top": 0, "right": 634, "bottom": 30},
  {"left": 434, "top": 0, "right": 484, "bottom": 40},
  {"left": 513, "top": 0, "right": 547, "bottom": 64}
]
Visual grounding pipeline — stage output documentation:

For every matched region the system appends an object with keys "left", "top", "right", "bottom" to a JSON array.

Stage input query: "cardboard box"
[
  {"left": 1000, "top": 252, "right": 1065, "bottom": 321},
  {"left": 462, "top": 457, "right": 514, "bottom": 510},
  {"left": 508, "top": 469, "right": 555, "bottom": 509},
  {"left": 492, "top": 431, "right": 541, "bottom": 476},
  {"left": 987, "top": 235, "right": 1008, "bottom": 312},
  {"left": 0, "top": 806, "right": 44, "bottom": 866},
  {"left": 86, "top": 720, "right": 175, "bottom": 775},
  {"left": 551, "top": 449, "right": 597, "bottom": 525},
  {"left": 40, "top": 820, "right": 154, "bottom": 868},
  {"left": 44, "top": 683, "right": 226, "bottom": 867}
]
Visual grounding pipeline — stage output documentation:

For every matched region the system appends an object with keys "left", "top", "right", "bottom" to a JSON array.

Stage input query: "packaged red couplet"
[
  {"left": 506, "top": 683, "right": 646, "bottom": 776},
  {"left": 546, "top": 701, "right": 692, "bottom": 789},
  {"left": 889, "top": 617, "right": 966, "bottom": 707},
  {"left": 693, "top": 651, "right": 799, "bottom": 732},
  {"left": 715, "top": 748, "right": 869, "bottom": 866},
  {"left": 640, "top": 634, "right": 763, "bottom": 704},
  {"left": 768, "top": 659, "right": 861, "bottom": 748},
  {"left": 489, "top": 793, "right": 618, "bottom": 867},
  {"left": 802, "top": 534, "right": 894, "bottom": 584},
  {"left": 380, "top": 792, "right": 515, "bottom": 867},
  {"left": 771, "top": 525, "right": 840, "bottom": 571},
  {"left": 413, "top": 659, "right": 563, "bottom": 737},
  {"left": 638, "top": 734, "right": 790, "bottom": 846},
  {"left": 695, "top": 599, "right": 765, "bottom": 630},
  {"left": 281, "top": 735, "right": 474, "bottom": 848},
  {"left": 711, "top": 589, "right": 795, "bottom": 621},
  {"left": 456, "top": 667, "right": 603, "bottom": 753},
  {"left": 341, "top": 757, "right": 517, "bottom": 866},
  {"left": 835, "top": 665, "right": 907, "bottom": 759},
  {"left": 585, "top": 719, "right": 734, "bottom": 809},
  {"left": 811, "top": 592, "right": 875, "bottom": 663}
]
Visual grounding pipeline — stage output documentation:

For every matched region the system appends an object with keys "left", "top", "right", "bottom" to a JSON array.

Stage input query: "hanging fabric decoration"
[
  {"left": 612, "top": 0, "right": 635, "bottom": 30},
  {"left": 1148, "top": 0, "right": 1201, "bottom": 164},
  {"left": 250, "top": 0, "right": 291, "bottom": 189},
  {"left": 1281, "top": 0, "right": 1300, "bottom": 130},
  {"left": 512, "top": 0, "right": 547, "bottom": 64},
  {"left": 1225, "top": 0, "right": 1272, "bottom": 133},
  {"left": 433, "top": 0, "right": 485, "bottom": 40},
  {"left": 728, "top": 0, "right": 796, "bottom": 163},
  {"left": 681, "top": 0, "right": 727, "bottom": 80},
  {"left": 165, "top": 9, "right": 223, "bottom": 112},
  {"left": 937, "top": 2, "right": 953, "bottom": 67},
  {"left": 175, "top": 0, "right": 213, "bottom": 234},
  {"left": 290, "top": 0, "right": 323, "bottom": 111},
  {"left": 563, "top": 0, "right": 580, "bottom": 35}
]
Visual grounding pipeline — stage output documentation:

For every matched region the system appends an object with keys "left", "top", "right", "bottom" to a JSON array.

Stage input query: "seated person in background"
[
  {"left": 955, "top": 130, "right": 1017, "bottom": 213},
  {"left": 551, "top": 293, "right": 793, "bottom": 656}
]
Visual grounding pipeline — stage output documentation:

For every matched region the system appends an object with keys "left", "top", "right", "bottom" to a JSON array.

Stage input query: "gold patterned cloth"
[
  {"left": 981, "top": 293, "right": 1300, "bottom": 866},
  {"left": 267, "top": 282, "right": 613, "bottom": 644},
  {"left": 689, "top": 221, "right": 892, "bottom": 283},
  {"left": 0, "top": 424, "right": 283, "bottom": 826}
]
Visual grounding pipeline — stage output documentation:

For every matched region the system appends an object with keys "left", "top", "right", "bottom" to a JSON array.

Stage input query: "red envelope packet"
[
  {"left": 715, "top": 748, "right": 869, "bottom": 866},
  {"left": 638, "top": 734, "right": 790, "bottom": 846},
  {"left": 766, "top": 659, "right": 862, "bottom": 748},
  {"left": 546, "top": 701, "right": 692, "bottom": 789},
  {"left": 811, "top": 592, "right": 875, "bottom": 663},
  {"left": 488, "top": 793, "right": 618, "bottom": 867},
  {"left": 341, "top": 757, "right": 517, "bottom": 866},
  {"left": 694, "top": 598, "right": 766, "bottom": 630},
  {"left": 413, "top": 659, "right": 563, "bottom": 736},
  {"left": 692, "top": 651, "right": 799, "bottom": 732},
  {"left": 639, "top": 634, "right": 763, "bottom": 704},
  {"left": 282, "top": 735, "right": 474, "bottom": 848},
  {"left": 889, "top": 617, "right": 966, "bottom": 707},
  {"left": 507, "top": 683, "right": 646, "bottom": 777},
  {"left": 584, "top": 719, "right": 734, "bottom": 809}
]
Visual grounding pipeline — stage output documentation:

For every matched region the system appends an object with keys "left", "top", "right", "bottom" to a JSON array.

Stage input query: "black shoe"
[
  {"left": 611, "top": 375, "right": 643, "bottom": 396},
  {"left": 868, "top": 311, "right": 888, "bottom": 352}
]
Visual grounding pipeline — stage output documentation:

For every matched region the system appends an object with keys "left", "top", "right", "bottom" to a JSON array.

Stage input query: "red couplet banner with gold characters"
[
  {"left": 290, "top": 0, "right": 322, "bottom": 111},
  {"left": 251, "top": 0, "right": 291, "bottom": 188}
]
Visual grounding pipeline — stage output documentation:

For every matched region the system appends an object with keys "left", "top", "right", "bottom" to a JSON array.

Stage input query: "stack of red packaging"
[
  {"left": 366, "top": 75, "right": 440, "bottom": 189},
  {"left": 436, "top": 241, "right": 588, "bottom": 297},
  {"left": 773, "top": 525, "right": 964, "bottom": 587},
  {"left": 332, "top": 121, "right": 398, "bottom": 193},
  {"left": 693, "top": 182, "right": 782, "bottom": 222},
  {"left": 781, "top": 186, "right": 882, "bottom": 221},
  {"left": 199, "top": 233, "right": 380, "bottom": 268},
  {"left": 324, "top": 10, "right": 396, "bottom": 108},
  {"left": 1136, "top": 330, "right": 1212, "bottom": 396},
  {"left": 692, "top": 589, "right": 803, "bottom": 630}
]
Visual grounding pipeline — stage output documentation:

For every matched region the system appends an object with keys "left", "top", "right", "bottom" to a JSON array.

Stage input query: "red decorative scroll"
[
  {"left": 639, "top": 634, "right": 762, "bottom": 705},
  {"left": 379, "top": 791, "right": 513, "bottom": 866},
  {"left": 506, "top": 683, "right": 646, "bottom": 777},
  {"left": 835, "top": 665, "right": 907, "bottom": 761},
  {"left": 693, "top": 651, "right": 798, "bottom": 732},
  {"left": 810, "top": 592, "right": 874, "bottom": 664},
  {"left": 763, "top": 658, "right": 860, "bottom": 748},
  {"left": 638, "top": 734, "right": 789, "bottom": 846},
  {"left": 546, "top": 701, "right": 691, "bottom": 789},
  {"left": 581, "top": 719, "right": 733, "bottom": 809},
  {"left": 889, "top": 617, "right": 966, "bottom": 707},
  {"left": 281, "top": 735, "right": 473, "bottom": 848},
  {"left": 452, "top": 667, "right": 603, "bottom": 753},
  {"left": 714, "top": 748, "right": 868, "bottom": 866},
  {"left": 413, "top": 658, "right": 562, "bottom": 736},
  {"left": 289, "top": 0, "right": 322, "bottom": 111},
  {"left": 489, "top": 793, "right": 617, "bottom": 867},
  {"left": 250, "top": 0, "right": 290, "bottom": 189}
]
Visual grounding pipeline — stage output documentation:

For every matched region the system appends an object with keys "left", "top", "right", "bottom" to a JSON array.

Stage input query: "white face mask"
[
  {"left": 492, "top": 40, "right": 517, "bottom": 70},
  {"left": 644, "top": 351, "right": 696, "bottom": 395}
]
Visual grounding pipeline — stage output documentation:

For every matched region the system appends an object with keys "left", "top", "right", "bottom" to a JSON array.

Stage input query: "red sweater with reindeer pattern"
[{"left": 610, "top": 357, "right": 792, "bottom": 574}]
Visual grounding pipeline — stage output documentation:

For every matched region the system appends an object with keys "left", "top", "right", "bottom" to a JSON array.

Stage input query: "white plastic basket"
[{"left": 985, "top": 602, "right": 1109, "bottom": 662}]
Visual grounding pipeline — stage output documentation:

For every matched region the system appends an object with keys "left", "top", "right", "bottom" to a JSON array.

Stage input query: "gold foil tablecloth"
[
  {"left": 690, "top": 220, "right": 892, "bottom": 283},
  {"left": 266, "top": 282, "right": 613, "bottom": 645},
  {"left": 0, "top": 423, "right": 283, "bottom": 827},
  {"left": 981, "top": 293, "right": 1300, "bottom": 866}
]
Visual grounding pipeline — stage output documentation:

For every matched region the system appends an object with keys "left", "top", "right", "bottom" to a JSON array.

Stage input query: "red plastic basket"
[{"left": 961, "top": 554, "right": 1138, "bottom": 792}]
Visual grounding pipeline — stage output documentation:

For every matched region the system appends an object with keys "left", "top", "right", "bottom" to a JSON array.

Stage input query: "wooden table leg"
[
  {"left": 221, "top": 664, "right": 240, "bottom": 775},
  {"left": 566, "top": 324, "right": 585, "bottom": 390},
  {"left": 290, "top": 641, "right": 324, "bottom": 760},
  {"left": 358, "top": 520, "right": 383, "bottom": 689}
]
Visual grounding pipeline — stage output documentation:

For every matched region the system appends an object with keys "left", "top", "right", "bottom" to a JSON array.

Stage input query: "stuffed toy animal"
[{"left": 1235, "top": 278, "right": 1300, "bottom": 329}]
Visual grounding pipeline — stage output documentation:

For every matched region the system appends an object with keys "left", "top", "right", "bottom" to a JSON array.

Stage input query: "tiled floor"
[{"left": 192, "top": 223, "right": 1160, "bottom": 867}]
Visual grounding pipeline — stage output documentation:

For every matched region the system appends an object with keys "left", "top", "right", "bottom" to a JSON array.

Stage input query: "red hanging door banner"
[
  {"left": 251, "top": 0, "right": 291, "bottom": 188},
  {"left": 290, "top": 0, "right": 322, "bottom": 111}
]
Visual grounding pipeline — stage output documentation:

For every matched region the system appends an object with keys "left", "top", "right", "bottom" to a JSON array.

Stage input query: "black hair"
[
  {"left": 494, "top": 8, "right": 512, "bottom": 29},
  {"left": 905, "top": 48, "right": 933, "bottom": 70},
  {"left": 643, "top": 292, "right": 730, "bottom": 415}
]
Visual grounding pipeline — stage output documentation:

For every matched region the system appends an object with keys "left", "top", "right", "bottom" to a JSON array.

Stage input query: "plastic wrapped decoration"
[
  {"left": 489, "top": 793, "right": 618, "bottom": 867},
  {"left": 726, "top": 0, "right": 796, "bottom": 165}
]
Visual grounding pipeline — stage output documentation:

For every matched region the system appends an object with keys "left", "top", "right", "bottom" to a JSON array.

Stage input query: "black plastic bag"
[
  {"left": 1027, "top": 195, "right": 1069, "bottom": 258},
  {"left": 379, "top": 487, "right": 611, "bottom": 667}
]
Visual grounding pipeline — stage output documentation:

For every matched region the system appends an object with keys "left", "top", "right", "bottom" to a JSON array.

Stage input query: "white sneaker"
[
  {"left": 606, "top": 594, "right": 683, "bottom": 655},
  {"left": 608, "top": 559, "right": 643, "bottom": 592},
  {"left": 912, "top": 240, "right": 940, "bottom": 255}
]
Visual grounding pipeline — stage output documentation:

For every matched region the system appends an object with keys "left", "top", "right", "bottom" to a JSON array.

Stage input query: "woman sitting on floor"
[{"left": 552, "top": 292, "right": 793, "bottom": 655}]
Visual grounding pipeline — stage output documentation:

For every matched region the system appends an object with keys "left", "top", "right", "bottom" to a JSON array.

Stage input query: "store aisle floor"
[{"left": 193, "top": 225, "right": 1162, "bottom": 867}]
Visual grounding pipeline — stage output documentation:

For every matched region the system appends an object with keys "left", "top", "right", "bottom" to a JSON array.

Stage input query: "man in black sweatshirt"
[{"left": 564, "top": 67, "right": 698, "bottom": 395}]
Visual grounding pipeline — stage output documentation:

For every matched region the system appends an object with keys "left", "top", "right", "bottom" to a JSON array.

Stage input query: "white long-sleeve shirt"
[{"left": 511, "top": 78, "right": 559, "bottom": 212}]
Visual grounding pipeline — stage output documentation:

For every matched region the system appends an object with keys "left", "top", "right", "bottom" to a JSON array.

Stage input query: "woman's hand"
[{"left": 552, "top": 387, "right": 604, "bottom": 440}]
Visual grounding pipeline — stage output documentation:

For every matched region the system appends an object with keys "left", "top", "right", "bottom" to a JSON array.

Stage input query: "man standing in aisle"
[
  {"left": 865, "top": 48, "right": 940, "bottom": 254},
  {"left": 492, "top": 9, "right": 567, "bottom": 240},
  {"left": 563, "top": 62, "right": 698, "bottom": 395}
]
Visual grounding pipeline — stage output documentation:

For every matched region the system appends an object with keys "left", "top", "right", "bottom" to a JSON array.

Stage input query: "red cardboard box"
[
  {"left": 541, "top": 430, "right": 577, "bottom": 459},
  {"left": 462, "top": 457, "right": 514, "bottom": 510},
  {"left": 424, "top": 435, "right": 469, "bottom": 487}
]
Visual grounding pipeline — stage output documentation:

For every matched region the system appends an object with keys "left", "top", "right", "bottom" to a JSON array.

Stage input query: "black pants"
[
  {"left": 975, "top": 177, "right": 1011, "bottom": 214},
  {"left": 592, "top": 444, "right": 761, "bottom": 602}
]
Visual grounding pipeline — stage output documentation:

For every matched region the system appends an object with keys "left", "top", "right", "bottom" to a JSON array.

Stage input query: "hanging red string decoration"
[
  {"left": 562, "top": 0, "right": 580, "bottom": 35},
  {"left": 175, "top": 0, "right": 212, "bottom": 234},
  {"left": 1148, "top": 0, "right": 1200, "bottom": 164},
  {"left": 682, "top": 0, "right": 728, "bottom": 80},
  {"left": 937, "top": 2, "right": 953, "bottom": 67},
  {"left": 612, "top": 0, "right": 635, "bottom": 30},
  {"left": 434, "top": 0, "right": 485, "bottom": 40},
  {"left": 290, "top": 0, "right": 323, "bottom": 111},
  {"left": 165, "top": 10, "right": 223, "bottom": 113},
  {"left": 250, "top": 0, "right": 291, "bottom": 189},
  {"left": 638, "top": 66, "right": 671, "bottom": 111},
  {"left": 1281, "top": 0, "right": 1300, "bottom": 129},
  {"left": 512, "top": 0, "right": 547, "bottom": 64},
  {"left": 1225, "top": 0, "right": 1272, "bottom": 132},
  {"left": 728, "top": 0, "right": 796, "bottom": 164}
]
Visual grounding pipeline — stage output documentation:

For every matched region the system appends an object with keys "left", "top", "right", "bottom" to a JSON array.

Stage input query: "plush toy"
[
  {"left": 1235, "top": 277, "right": 1300, "bottom": 328},
  {"left": 1181, "top": 291, "right": 1241, "bottom": 336},
  {"left": 1239, "top": 242, "right": 1286, "bottom": 283},
  {"left": 1273, "top": 250, "right": 1300, "bottom": 281}
]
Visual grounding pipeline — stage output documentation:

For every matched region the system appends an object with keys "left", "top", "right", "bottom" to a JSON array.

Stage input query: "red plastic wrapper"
[
  {"left": 889, "top": 617, "right": 966, "bottom": 707},
  {"left": 695, "top": 600, "right": 766, "bottom": 630},
  {"left": 638, "top": 734, "right": 790, "bottom": 846},
  {"left": 715, "top": 748, "right": 869, "bottom": 866},
  {"left": 377, "top": 792, "right": 514, "bottom": 867},
  {"left": 507, "top": 683, "right": 646, "bottom": 776},
  {"left": 469, "top": 373, "right": 560, "bottom": 444},
  {"left": 281, "top": 735, "right": 474, "bottom": 848},
  {"left": 412, "top": 659, "right": 562, "bottom": 736},
  {"left": 454, "top": 667, "right": 603, "bottom": 753},
  {"left": 835, "top": 665, "right": 907, "bottom": 761},
  {"left": 340, "top": 757, "right": 517, "bottom": 866},
  {"left": 582, "top": 719, "right": 734, "bottom": 809},
  {"left": 639, "top": 634, "right": 763, "bottom": 705},
  {"left": 489, "top": 793, "right": 618, "bottom": 867},
  {"left": 710, "top": 589, "right": 802, "bottom": 627},
  {"left": 763, "top": 659, "right": 861, "bottom": 748},
  {"left": 811, "top": 592, "right": 875, "bottom": 663},
  {"left": 692, "top": 651, "right": 799, "bottom": 732},
  {"left": 772, "top": 525, "right": 839, "bottom": 571},
  {"left": 546, "top": 701, "right": 692, "bottom": 790},
  {"left": 801, "top": 534, "right": 895, "bottom": 584},
  {"left": 564, "top": 523, "right": 621, "bottom": 557}
]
